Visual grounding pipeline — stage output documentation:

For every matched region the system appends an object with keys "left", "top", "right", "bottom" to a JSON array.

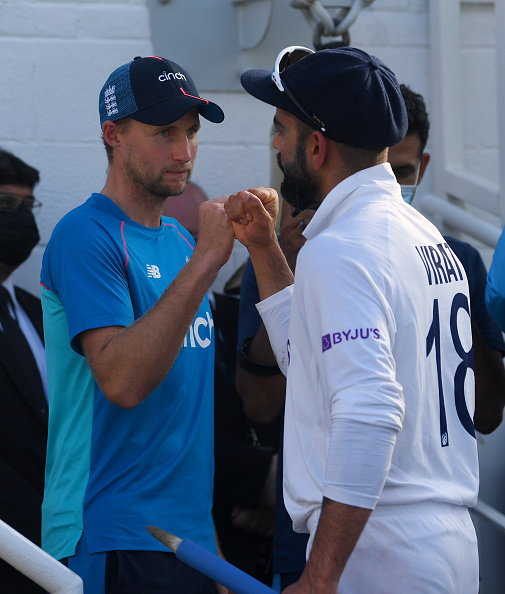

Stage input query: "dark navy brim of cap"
[
  {"left": 129, "top": 94, "right": 224, "bottom": 126},
  {"left": 241, "top": 69, "right": 310, "bottom": 125}
]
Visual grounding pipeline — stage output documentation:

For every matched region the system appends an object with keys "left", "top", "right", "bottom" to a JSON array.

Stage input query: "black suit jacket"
[{"left": 0, "top": 287, "right": 48, "bottom": 547}]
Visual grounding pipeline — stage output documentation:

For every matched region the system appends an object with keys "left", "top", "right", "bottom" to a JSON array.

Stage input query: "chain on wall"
[{"left": 290, "top": 0, "right": 376, "bottom": 49}]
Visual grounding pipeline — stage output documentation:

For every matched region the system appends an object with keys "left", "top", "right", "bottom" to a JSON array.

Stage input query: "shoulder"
[
  {"left": 46, "top": 198, "right": 126, "bottom": 262},
  {"left": 444, "top": 235, "right": 485, "bottom": 275},
  {"left": 444, "top": 235, "right": 478, "bottom": 258}
]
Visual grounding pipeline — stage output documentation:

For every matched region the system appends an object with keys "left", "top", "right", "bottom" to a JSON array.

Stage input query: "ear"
[
  {"left": 102, "top": 121, "right": 122, "bottom": 150},
  {"left": 308, "top": 130, "right": 327, "bottom": 171},
  {"left": 418, "top": 152, "right": 430, "bottom": 184}
]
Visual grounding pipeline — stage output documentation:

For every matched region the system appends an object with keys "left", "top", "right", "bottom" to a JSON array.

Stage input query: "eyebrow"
[
  {"left": 273, "top": 115, "right": 285, "bottom": 130},
  {"left": 391, "top": 164, "right": 416, "bottom": 175}
]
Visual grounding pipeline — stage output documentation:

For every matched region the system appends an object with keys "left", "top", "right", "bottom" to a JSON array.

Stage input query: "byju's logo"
[
  {"left": 158, "top": 71, "right": 187, "bottom": 82},
  {"left": 146, "top": 264, "right": 161, "bottom": 278},
  {"left": 322, "top": 328, "right": 380, "bottom": 352},
  {"left": 322, "top": 335, "right": 332, "bottom": 352}
]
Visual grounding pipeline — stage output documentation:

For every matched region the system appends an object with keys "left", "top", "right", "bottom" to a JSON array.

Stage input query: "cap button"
[
  {"left": 133, "top": 56, "right": 143, "bottom": 60},
  {"left": 370, "top": 57, "right": 380, "bottom": 71}
]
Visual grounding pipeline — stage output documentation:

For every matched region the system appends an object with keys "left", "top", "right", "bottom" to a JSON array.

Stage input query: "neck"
[{"left": 101, "top": 178, "right": 163, "bottom": 228}]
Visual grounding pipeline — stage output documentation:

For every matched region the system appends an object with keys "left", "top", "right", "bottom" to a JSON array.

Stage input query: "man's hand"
[
  {"left": 280, "top": 208, "right": 316, "bottom": 272},
  {"left": 195, "top": 197, "right": 235, "bottom": 268},
  {"left": 225, "top": 187, "right": 279, "bottom": 249},
  {"left": 226, "top": 187, "right": 293, "bottom": 302},
  {"left": 231, "top": 505, "right": 275, "bottom": 538},
  {"left": 282, "top": 499, "right": 372, "bottom": 594}
]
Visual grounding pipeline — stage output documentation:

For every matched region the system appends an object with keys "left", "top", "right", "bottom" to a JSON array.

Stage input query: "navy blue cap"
[
  {"left": 99, "top": 56, "right": 224, "bottom": 128},
  {"left": 241, "top": 47, "right": 407, "bottom": 150}
]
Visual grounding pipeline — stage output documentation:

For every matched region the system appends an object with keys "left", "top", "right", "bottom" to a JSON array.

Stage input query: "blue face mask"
[
  {"left": 400, "top": 185, "right": 417, "bottom": 204},
  {"left": 400, "top": 162, "right": 421, "bottom": 205}
]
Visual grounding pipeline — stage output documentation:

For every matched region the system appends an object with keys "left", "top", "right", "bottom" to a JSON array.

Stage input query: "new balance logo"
[{"left": 146, "top": 264, "right": 161, "bottom": 278}]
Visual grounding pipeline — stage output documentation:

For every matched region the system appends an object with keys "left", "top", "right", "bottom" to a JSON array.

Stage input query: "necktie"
[{"left": 0, "top": 286, "right": 45, "bottom": 398}]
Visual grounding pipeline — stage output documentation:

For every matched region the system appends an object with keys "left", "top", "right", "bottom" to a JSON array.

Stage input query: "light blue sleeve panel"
[{"left": 40, "top": 285, "right": 96, "bottom": 560}]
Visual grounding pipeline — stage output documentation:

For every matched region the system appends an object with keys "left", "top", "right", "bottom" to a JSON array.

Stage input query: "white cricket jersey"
[{"left": 257, "top": 163, "right": 479, "bottom": 539}]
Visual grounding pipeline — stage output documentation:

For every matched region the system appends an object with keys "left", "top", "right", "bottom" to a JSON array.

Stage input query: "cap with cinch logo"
[{"left": 99, "top": 56, "right": 224, "bottom": 128}]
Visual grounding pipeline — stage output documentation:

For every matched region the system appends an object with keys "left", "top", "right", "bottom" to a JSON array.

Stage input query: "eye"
[
  {"left": 187, "top": 127, "right": 199, "bottom": 139},
  {"left": 159, "top": 129, "right": 169, "bottom": 137}
]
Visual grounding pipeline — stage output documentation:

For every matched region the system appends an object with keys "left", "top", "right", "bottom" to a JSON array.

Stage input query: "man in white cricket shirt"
[{"left": 225, "top": 46, "right": 479, "bottom": 593}]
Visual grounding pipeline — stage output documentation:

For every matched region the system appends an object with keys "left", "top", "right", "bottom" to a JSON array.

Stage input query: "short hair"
[
  {"left": 400, "top": 84, "right": 430, "bottom": 155},
  {"left": 337, "top": 144, "right": 388, "bottom": 172},
  {"left": 295, "top": 119, "right": 313, "bottom": 145},
  {"left": 0, "top": 149, "right": 40, "bottom": 189},
  {"left": 102, "top": 117, "right": 133, "bottom": 164},
  {"left": 295, "top": 118, "right": 387, "bottom": 174}
]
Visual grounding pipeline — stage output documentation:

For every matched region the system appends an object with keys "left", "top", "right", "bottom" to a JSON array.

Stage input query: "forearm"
[
  {"left": 235, "top": 323, "right": 286, "bottom": 424},
  {"left": 247, "top": 240, "right": 293, "bottom": 302},
  {"left": 81, "top": 249, "right": 220, "bottom": 408},
  {"left": 225, "top": 187, "right": 293, "bottom": 299},
  {"left": 235, "top": 364, "right": 286, "bottom": 424},
  {"left": 295, "top": 498, "right": 372, "bottom": 593}
]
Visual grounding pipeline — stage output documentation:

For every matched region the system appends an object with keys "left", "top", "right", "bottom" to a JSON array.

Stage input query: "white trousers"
[{"left": 336, "top": 502, "right": 478, "bottom": 593}]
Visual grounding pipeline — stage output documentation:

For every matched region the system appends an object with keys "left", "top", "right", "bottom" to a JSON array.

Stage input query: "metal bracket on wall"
[{"left": 231, "top": 0, "right": 274, "bottom": 50}]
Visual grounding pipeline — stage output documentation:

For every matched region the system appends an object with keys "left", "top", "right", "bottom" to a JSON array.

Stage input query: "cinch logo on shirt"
[
  {"left": 183, "top": 312, "right": 214, "bottom": 349},
  {"left": 182, "top": 312, "right": 214, "bottom": 349},
  {"left": 322, "top": 328, "right": 380, "bottom": 352},
  {"left": 147, "top": 264, "right": 161, "bottom": 278}
]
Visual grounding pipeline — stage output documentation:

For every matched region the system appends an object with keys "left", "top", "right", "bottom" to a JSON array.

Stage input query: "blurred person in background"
[
  {"left": 391, "top": 84, "right": 505, "bottom": 434},
  {"left": 0, "top": 148, "right": 47, "bottom": 593}
]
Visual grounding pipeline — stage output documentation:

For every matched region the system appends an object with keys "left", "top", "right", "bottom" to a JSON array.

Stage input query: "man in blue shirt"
[{"left": 40, "top": 56, "right": 234, "bottom": 593}]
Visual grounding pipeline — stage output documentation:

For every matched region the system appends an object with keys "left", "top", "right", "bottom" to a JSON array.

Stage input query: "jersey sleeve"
[
  {"left": 298, "top": 240, "right": 404, "bottom": 508},
  {"left": 256, "top": 286, "right": 293, "bottom": 376},
  {"left": 41, "top": 213, "right": 134, "bottom": 354}
]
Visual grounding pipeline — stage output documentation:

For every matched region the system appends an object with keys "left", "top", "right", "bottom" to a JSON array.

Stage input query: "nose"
[
  {"left": 172, "top": 136, "right": 193, "bottom": 163},
  {"left": 272, "top": 132, "right": 281, "bottom": 152}
]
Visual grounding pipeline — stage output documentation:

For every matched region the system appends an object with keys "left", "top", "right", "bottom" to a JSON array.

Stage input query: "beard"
[
  {"left": 124, "top": 155, "right": 193, "bottom": 204},
  {"left": 277, "top": 145, "right": 321, "bottom": 212}
]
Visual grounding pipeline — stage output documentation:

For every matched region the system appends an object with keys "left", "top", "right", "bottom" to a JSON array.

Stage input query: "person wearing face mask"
[
  {"left": 389, "top": 85, "right": 505, "bottom": 434},
  {"left": 0, "top": 148, "right": 47, "bottom": 593}
]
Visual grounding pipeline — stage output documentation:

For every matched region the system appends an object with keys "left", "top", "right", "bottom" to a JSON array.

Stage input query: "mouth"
[{"left": 166, "top": 170, "right": 189, "bottom": 181}]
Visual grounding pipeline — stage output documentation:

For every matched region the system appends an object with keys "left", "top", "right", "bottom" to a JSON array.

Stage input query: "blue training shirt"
[{"left": 40, "top": 193, "right": 216, "bottom": 560}]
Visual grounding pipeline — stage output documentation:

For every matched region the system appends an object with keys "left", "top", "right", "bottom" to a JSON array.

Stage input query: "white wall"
[
  {"left": 0, "top": 0, "right": 154, "bottom": 295},
  {"left": 0, "top": 0, "right": 436, "bottom": 296}
]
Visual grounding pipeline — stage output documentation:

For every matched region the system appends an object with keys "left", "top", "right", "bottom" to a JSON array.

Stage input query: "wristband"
[{"left": 237, "top": 337, "right": 282, "bottom": 376}]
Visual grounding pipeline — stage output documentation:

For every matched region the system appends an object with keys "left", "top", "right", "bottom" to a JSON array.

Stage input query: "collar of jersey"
[{"left": 303, "top": 163, "right": 399, "bottom": 240}]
